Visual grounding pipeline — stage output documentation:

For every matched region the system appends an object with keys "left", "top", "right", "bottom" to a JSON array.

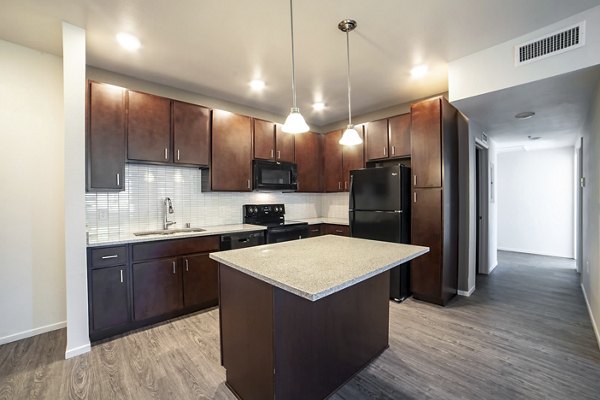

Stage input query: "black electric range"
[{"left": 243, "top": 204, "right": 309, "bottom": 244}]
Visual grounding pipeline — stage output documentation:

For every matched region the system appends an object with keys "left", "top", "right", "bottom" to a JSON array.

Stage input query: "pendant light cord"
[
  {"left": 289, "top": 0, "right": 297, "bottom": 109},
  {"left": 346, "top": 31, "right": 352, "bottom": 126}
]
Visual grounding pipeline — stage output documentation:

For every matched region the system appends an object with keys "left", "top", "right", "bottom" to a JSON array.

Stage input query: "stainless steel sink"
[{"left": 133, "top": 228, "right": 206, "bottom": 236}]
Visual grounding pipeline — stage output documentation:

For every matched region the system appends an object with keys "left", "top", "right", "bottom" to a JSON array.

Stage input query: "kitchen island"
[{"left": 209, "top": 235, "right": 428, "bottom": 400}]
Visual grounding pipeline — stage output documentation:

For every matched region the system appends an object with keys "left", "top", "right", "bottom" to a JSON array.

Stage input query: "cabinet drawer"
[
  {"left": 323, "top": 224, "right": 350, "bottom": 237},
  {"left": 132, "top": 235, "right": 220, "bottom": 262},
  {"left": 307, "top": 225, "right": 322, "bottom": 237},
  {"left": 90, "top": 246, "right": 128, "bottom": 268}
]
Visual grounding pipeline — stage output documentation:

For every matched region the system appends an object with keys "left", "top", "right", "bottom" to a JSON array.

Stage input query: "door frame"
[
  {"left": 576, "top": 137, "right": 584, "bottom": 273},
  {"left": 475, "top": 140, "right": 490, "bottom": 275}
]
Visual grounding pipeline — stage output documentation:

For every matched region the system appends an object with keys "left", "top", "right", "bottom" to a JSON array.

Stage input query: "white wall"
[
  {"left": 0, "top": 40, "right": 66, "bottom": 344},
  {"left": 449, "top": 5, "right": 600, "bottom": 102},
  {"left": 581, "top": 78, "right": 600, "bottom": 349},
  {"left": 497, "top": 147, "right": 575, "bottom": 258}
]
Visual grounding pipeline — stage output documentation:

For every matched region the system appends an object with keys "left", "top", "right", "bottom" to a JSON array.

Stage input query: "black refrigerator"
[{"left": 349, "top": 165, "right": 411, "bottom": 302}]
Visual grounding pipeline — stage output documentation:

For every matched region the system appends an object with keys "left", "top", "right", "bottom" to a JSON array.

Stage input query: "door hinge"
[{"left": 581, "top": 177, "right": 586, "bottom": 188}]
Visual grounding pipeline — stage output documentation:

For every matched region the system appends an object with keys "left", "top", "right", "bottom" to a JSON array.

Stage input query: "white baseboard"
[
  {"left": 458, "top": 286, "right": 476, "bottom": 297},
  {"left": 498, "top": 247, "right": 574, "bottom": 259},
  {"left": 581, "top": 283, "right": 600, "bottom": 351},
  {"left": 0, "top": 321, "right": 66, "bottom": 346},
  {"left": 65, "top": 342, "right": 91, "bottom": 359}
]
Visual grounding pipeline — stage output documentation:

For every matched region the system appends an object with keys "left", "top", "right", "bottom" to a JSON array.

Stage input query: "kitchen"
[{"left": 1, "top": 0, "right": 600, "bottom": 400}]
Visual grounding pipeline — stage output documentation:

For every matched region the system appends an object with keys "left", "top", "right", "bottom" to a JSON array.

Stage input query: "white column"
[{"left": 63, "top": 22, "right": 90, "bottom": 359}]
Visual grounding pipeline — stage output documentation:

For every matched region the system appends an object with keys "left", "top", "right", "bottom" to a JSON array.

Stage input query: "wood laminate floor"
[{"left": 1, "top": 251, "right": 599, "bottom": 399}]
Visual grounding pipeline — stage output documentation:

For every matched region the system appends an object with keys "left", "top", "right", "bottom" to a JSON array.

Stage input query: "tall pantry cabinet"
[{"left": 410, "top": 97, "right": 459, "bottom": 306}]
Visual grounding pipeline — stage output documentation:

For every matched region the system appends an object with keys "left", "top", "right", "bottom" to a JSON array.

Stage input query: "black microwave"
[{"left": 253, "top": 160, "right": 298, "bottom": 191}]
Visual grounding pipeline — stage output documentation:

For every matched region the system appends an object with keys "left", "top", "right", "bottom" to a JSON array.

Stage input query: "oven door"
[
  {"left": 267, "top": 225, "right": 309, "bottom": 244},
  {"left": 254, "top": 160, "right": 298, "bottom": 191}
]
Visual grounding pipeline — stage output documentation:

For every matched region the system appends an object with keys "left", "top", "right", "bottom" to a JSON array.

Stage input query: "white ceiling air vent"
[{"left": 515, "top": 21, "right": 585, "bottom": 66}]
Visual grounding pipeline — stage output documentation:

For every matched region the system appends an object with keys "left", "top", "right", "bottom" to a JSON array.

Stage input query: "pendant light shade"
[
  {"left": 339, "top": 125, "right": 363, "bottom": 146},
  {"left": 338, "top": 19, "right": 362, "bottom": 146},
  {"left": 283, "top": 107, "right": 310, "bottom": 134},
  {"left": 282, "top": 0, "right": 309, "bottom": 134}
]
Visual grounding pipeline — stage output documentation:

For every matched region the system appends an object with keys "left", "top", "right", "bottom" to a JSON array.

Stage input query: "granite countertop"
[
  {"left": 210, "top": 235, "right": 429, "bottom": 301},
  {"left": 86, "top": 224, "right": 266, "bottom": 247}
]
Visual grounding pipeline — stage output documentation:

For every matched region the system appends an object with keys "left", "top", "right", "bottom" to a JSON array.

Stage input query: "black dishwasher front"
[{"left": 220, "top": 231, "right": 265, "bottom": 250}]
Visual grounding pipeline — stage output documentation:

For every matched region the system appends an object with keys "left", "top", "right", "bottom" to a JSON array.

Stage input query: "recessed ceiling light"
[
  {"left": 116, "top": 33, "right": 141, "bottom": 51},
  {"left": 528, "top": 135, "right": 541, "bottom": 141},
  {"left": 410, "top": 64, "right": 429, "bottom": 78},
  {"left": 312, "top": 102, "right": 326, "bottom": 111},
  {"left": 515, "top": 111, "right": 535, "bottom": 119},
  {"left": 249, "top": 79, "right": 266, "bottom": 91}
]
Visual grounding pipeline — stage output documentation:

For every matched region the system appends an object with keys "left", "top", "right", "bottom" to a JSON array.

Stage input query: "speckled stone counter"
[
  {"left": 215, "top": 235, "right": 429, "bottom": 400},
  {"left": 210, "top": 235, "right": 428, "bottom": 301}
]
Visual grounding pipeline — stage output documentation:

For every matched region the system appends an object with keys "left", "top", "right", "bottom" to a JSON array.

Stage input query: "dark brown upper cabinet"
[
  {"left": 275, "top": 124, "right": 295, "bottom": 163},
  {"left": 411, "top": 98, "right": 442, "bottom": 188},
  {"left": 342, "top": 125, "right": 365, "bottom": 191},
  {"left": 211, "top": 110, "right": 253, "bottom": 191},
  {"left": 253, "top": 120, "right": 295, "bottom": 163},
  {"left": 389, "top": 113, "right": 411, "bottom": 158},
  {"left": 173, "top": 101, "right": 210, "bottom": 166},
  {"left": 294, "top": 131, "right": 323, "bottom": 192},
  {"left": 87, "top": 81, "right": 126, "bottom": 191},
  {"left": 324, "top": 130, "right": 344, "bottom": 192},
  {"left": 365, "top": 119, "right": 389, "bottom": 161},
  {"left": 127, "top": 90, "right": 171, "bottom": 163}
]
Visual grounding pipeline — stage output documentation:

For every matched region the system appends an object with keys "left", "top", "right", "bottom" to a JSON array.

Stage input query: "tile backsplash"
[{"left": 86, "top": 164, "right": 349, "bottom": 243}]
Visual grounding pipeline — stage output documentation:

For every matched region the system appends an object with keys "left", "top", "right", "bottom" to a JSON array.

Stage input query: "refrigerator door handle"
[{"left": 348, "top": 174, "right": 355, "bottom": 211}]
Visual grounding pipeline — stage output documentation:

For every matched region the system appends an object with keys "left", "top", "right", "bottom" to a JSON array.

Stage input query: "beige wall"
[
  {"left": 0, "top": 39, "right": 66, "bottom": 344},
  {"left": 582, "top": 79, "right": 600, "bottom": 348}
]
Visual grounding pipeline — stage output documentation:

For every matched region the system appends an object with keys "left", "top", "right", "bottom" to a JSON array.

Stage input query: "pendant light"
[
  {"left": 338, "top": 19, "right": 363, "bottom": 146},
  {"left": 282, "top": 0, "right": 309, "bottom": 134}
]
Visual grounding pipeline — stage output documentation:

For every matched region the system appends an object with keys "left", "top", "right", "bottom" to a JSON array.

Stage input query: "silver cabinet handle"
[
  {"left": 101, "top": 254, "right": 118, "bottom": 259},
  {"left": 414, "top": 192, "right": 417, "bottom": 203},
  {"left": 247, "top": 179, "right": 251, "bottom": 189},
  {"left": 116, "top": 173, "right": 120, "bottom": 186},
  {"left": 271, "top": 149, "right": 274, "bottom": 158},
  {"left": 177, "top": 149, "right": 180, "bottom": 161},
  {"left": 120, "top": 269, "right": 124, "bottom": 283},
  {"left": 338, "top": 182, "right": 341, "bottom": 190},
  {"left": 413, "top": 175, "right": 417, "bottom": 186},
  {"left": 335, "top": 229, "right": 343, "bottom": 233},
  {"left": 392, "top": 145, "right": 395, "bottom": 155},
  {"left": 344, "top": 181, "right": 348, "bottom": 190},
  {"left": 383, "top": 146, "right": 386, "bottom": 156},
  {"left": 164, "top": 148, "right": 168, "bottom": 160},
  {"left": 172, "top": 261, "right": 176, "bottom": 274},
  {"left": 185, "top": 259, "right": 189, "bottom": 272},
  {"left": 277, "top": 150, "right": 281, "bottom": 159}
]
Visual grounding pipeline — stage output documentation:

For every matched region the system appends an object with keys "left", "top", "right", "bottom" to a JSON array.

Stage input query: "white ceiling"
[
  {"left": 1, "top": 0, "right": 600, "bottom": 127},
  {"left": 453, "top": 65, "right": 600, "bottom": 150}
]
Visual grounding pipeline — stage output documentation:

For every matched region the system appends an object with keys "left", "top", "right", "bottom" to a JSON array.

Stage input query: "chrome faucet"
[{"left": 163, "top": 197, "right": 176, "bottom": 230}]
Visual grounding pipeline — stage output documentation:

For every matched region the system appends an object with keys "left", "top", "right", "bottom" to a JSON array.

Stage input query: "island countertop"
[{"left": 210, "top": 235, "right": 429, "bottom": 301}]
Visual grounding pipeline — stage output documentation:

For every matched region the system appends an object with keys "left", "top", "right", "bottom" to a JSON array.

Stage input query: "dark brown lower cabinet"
[
  {"left": 182, "top": 253, "right": 218, "bottom": 308},
  {"left": 322, "top": 224, "right": 350, "bottom": 237},
  {"left": 90, "top": 265, "right": 130, "bottom": 332},
  {"left": 133, "top": 257, "right": 183, "bottom": 321},
  {"left": 306, "top": 224, "right": 322, "bottom": 237}
]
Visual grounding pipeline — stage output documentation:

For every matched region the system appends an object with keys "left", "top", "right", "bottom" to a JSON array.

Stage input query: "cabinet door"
[
  {"left": 411, "top": 98, "right": 442, "bottom": 188},
  {"left": 211, "top": 110, "right": 253, "bottom": 191},
  {"left": 127, "top": 91, "right": 171, "bottom": 163},
  {"left": 87, "top": 82, "right": 125, "bottom": 191},
  {"left": 323, "top": 224, "right": 350, "bottom": 236},
  {"left": 254, "top": 119, "right": 275, "bottom": 160},
  {"left": 410, "top": 188, "right": 443, "bottom": 301},
  {"left": 389, "top": 113, "right": 411, "bottom": 158},
  {"left": 365, "top": 119, "right": 389, "bottom": 161},
  {"left": 133, "top": 258, "right": 182, "bottom": 320},
  {"left": 324, "top": 130, "right": 343, "bottom": 192},
  {"left": 182, "top": 253, "right": 218, "bottom": 308},
  {"left": 275, "top": 124, "right": 295, "bottom": 162},
  {"left": 295, "top": 131, "right": 322, "bottom": 192},
  {"left": 173, "top": 101, "right": 210, "bottom": 166},
  {"left": 342, "top": 125, "right": 365, "bottom": 191},
  {"left": 90, "top": 265, "right": 129, "bottom": 331}
]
